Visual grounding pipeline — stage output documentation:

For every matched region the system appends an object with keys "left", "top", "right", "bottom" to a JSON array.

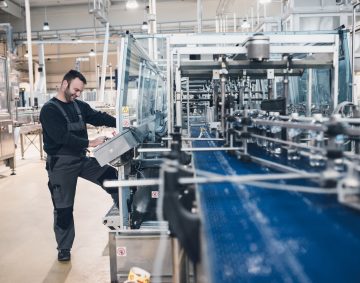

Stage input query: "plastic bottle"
[
  {"left": 287, "top": 113, "right": 301, "bottom": 160},
  {"left": 256, "top": 111, "right": 267, "bottom": 148},
  {"left": 270, "top": 112, "right": 282, "bottom": 156},
  {"left": 309, "top": 113, "right": 325, "bottom": 167}
]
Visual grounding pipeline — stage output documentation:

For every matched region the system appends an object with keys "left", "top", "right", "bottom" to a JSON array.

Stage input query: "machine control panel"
[{"left": 93, "top": 129, "right": 138, "bottom": 166}]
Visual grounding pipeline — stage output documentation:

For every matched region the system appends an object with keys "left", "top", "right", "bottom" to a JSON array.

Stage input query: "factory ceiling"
[{"left": 7, "top": 0, "right": 195, "bottom": 8}]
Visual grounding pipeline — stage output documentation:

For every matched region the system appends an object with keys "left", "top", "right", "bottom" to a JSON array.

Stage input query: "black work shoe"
[{"left": 58, "top": 249, "right": 71, "bottom": 262}]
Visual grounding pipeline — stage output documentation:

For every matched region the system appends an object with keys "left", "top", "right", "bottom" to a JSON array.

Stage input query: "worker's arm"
[{"left": 79, "top": 101, "right": 116, "bottom": 128}]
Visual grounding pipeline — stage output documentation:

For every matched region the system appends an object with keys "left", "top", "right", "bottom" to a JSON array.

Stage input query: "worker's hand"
[{"left": 88, "top": 136, "right": 107, "bottom": 147}]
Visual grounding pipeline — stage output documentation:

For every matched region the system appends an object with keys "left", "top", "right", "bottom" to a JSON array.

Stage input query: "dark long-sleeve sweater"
[{"left": 40, "top": 97, "right": 116, "bottom": 156}]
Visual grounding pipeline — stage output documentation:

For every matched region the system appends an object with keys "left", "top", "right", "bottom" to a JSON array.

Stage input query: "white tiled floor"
[{"left": 0, "top": 134, "right": 114, "bottom": 283}]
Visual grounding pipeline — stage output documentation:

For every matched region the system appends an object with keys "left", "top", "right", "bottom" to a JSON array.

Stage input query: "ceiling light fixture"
[
  {"left": 126, "top": 0, "right": 139, "bottom": 9},
  {"left": 241, "top": 19, "right": 250, "bottom": 29},
  {"left": 43, "top": 7, "right": 50, "bottom": 31},
  {"left": 259, "top": 0, "right": 271, "bottom": 4},
  {"left": 141, "top": 21, "right": 148, "bottom": 31},
  {"left": 89, "top": 49, "right": 96, "bottom": 57},
  {"left": 43, "top": 22, "right": 50, "bottom": 31},
  {"left": 0, "top": 0, "right": 8, "bottom": 8},
  {"left": 76, "top": 57, "right": 90, "bottom": 62}
]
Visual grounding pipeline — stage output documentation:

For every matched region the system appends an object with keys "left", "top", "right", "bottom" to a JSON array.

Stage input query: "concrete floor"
[{"left": 0, "top": 136, "right": 114, "bottom": 283}]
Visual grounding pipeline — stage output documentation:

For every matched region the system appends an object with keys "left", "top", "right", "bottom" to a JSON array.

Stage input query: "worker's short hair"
[{"left": 62, "top": 70, "right": 87, "bottom": 85}]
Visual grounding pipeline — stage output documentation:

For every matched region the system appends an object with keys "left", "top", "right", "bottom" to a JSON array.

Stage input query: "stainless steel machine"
[
  {"left": 94, "top": 35, "right": 172, "bottom": 283},
  {"left": 102, "top": 29, "right": 360, "bottom": 283},
  {"left": 0, "top": 24, "right": 16, "bottom": 175}
]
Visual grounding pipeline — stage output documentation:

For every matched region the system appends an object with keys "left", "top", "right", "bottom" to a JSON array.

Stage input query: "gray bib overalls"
[{"left": 45, "top": 99, "right": 118, "bottom": 251}]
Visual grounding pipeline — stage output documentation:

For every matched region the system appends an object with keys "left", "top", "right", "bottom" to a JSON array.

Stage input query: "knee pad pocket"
[{"left": 56, "top": 206, "right": 74, "bottom": 230}]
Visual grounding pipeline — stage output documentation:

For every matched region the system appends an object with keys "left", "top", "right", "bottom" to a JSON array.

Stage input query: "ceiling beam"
[{"left": 0, "top": 0, "right": 22, "bottom": 18}]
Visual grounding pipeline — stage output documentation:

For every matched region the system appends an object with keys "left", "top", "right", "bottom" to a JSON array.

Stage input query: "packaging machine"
[{"left": 97, "top": 30, "right": 360, "bottom": 283}]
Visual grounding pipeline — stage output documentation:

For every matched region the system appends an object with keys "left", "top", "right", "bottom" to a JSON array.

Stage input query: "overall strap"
[
  {"left": 47, "top": 99, "right": 86, "bottom": 131},
  {"left": 73, "top": 100, "right": 85, "bottom": 124},
  {"left": 47, "top": 100, "right": 71, "bottom": 123}
]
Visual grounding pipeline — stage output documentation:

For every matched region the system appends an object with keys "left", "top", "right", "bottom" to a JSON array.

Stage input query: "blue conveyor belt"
[{"left": 192, "top": 128, "right": 360, "bottom": 283}]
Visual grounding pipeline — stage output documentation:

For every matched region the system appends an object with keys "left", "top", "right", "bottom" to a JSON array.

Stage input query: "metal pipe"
[
  {"left": 20, "top": 39, "right": 108, "bottom": 44},
  {"left": 167, "top": 39, "right": 172, "bottom": 135},
  {"left": 98, "top": 22, "right": 109, "bottom": 102},
  {"left": 248, "top": 154, "right": 305, "bottom": 174},
  {"left": 172, "top": 238, "right": 181, "bottom": 283},
  {"left": 25, "top": 0, "right": 34, "bottom": 107},
  {"left": 352, "top": 3, "right": 360, "bottom": 105},
  {"left": 333, "top": 35, "right": 339, "bottom": 109},
  {"left": 0, "top": 23, "right": 13, "bottom": 52},
  {"left": 250, "top": 133, "right": 326, "bottom": 153},
  {"left": 344, "top": 127, "right": 360, "bottom": 136},
  {"left": 162, "top": 137, "right": 225, "bottom": 141},
  {"left": 37, "top": 43, "right": 47, "bottom": 95},
  {"left": 109, "top": 63, "right": 113, "bottom": 94},
  {"left": 104, "top": 178, "right": 160, "bottom": 188},
  {"left": 148, "top": 0, "right": 158, "bottom": 60},
  {"left": 278, "top": 115, "right": 360, "bottom": 124},
  {"left": 116, "top": 38, "right": 122, "bottom": 132},
  {"left": 248, "top": 181, "right": 337, "bottom": 194},
  {"left": 183, "top": 147, "right": 241, "bottom": 152},
  {"left": 339, "top": 118, "right": 360, "bottom": 124},
  {"left": 344, "top": 151, "right": 360, "bottom": 160},
  {"left": 186, "top": 78, "right": 190, "bottom": 136},
  {"left": 175, "top": 55, "right": 182, "bottom": 127},
  {"left": 252, "top": 118, "right": 326, "bottom": 131},
  {"left": 257, "top": 1, "right": 260, "bottom": 27},
  {"left": 307, "top": 69, "right": 313, "bottom": 116},
  {"left": 103, "top": 172, "right": 320, "bottom": 188},
  {"left": 251, "top": 7, "right": 254, "bottom": 31},
  {"left": 197, "top": 0, "right": 202, "bottom": 33},
  {"left": 278, "top": 115, "right": 326, "bottom": 122},
  {"left": 221, "top": 74, "right": 226, "bottom": 137},
  {"left": 233, "top": 12, "right": 236, "bottom": 32},
  {"left": 137, "top": 146, "right": 242, "bottom": 153},
  {"left": 242, "top": 109, "right": 249, "bottom": 155},
  {"left": 180, "top": 172, "right": 320, "bottom": 185},
  {"left": 118, "top": 166, "right": 125, "bottom": 228}
]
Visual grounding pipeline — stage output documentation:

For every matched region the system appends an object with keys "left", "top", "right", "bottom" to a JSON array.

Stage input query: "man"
[{"left": 40, "top": 70, "right": 118, "bottom": 262}]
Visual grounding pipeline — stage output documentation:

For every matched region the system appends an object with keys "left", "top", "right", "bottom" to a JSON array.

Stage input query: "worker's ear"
[{"left": 61, "top": 80, "right": 68, "bottom": 91}]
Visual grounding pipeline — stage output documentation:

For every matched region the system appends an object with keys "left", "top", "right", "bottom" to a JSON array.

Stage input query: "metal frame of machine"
[
  {"left": 98, "top": 34, "right": 173, "bottom": 283},
  {"left": 166, "top": 31, "right": 342, "bottom": 135},
  {"left": 0, "top": 24, "right": 16, "bottom": 175},
  {"left": 103, "top": 29, "right": 360, "bottom": 283}
]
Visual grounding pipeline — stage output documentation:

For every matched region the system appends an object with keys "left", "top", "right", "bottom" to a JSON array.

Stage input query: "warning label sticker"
[
  {"left": 116, "top": 247, "right": 127, "bottom": 257},
  {"left": 122, "top": 106, "right": 130, "bottom": 128}
]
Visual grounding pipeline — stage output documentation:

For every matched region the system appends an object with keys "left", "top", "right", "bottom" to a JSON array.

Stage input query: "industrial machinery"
[
  {"left": 98, "top": 29, "right": 360, "bottom": 283},
  {"left": 94, "top": 35, "right": 172, "bottom": 282},
  {"left": 0, "top": 24, "right": 17, "bottom": 175}
]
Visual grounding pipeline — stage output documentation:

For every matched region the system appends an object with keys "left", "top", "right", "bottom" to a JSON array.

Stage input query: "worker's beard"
[{"left": 64, "top": 86, "right": 75, "bottom": 102}]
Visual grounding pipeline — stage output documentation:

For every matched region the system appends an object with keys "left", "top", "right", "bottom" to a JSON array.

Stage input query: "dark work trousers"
[{"left": 46, "top": 155, "right": 118, "bottom": 250}]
